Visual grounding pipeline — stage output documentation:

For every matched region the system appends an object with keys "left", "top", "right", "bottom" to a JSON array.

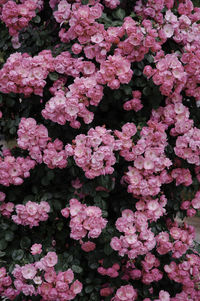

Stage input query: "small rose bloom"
[
  {"left": 44, "top": 252, "right": 58, "bottom": 267},
  {"left": 31, "top": 243, "right": 42, "bottom": 255},
  {"left": 21, "top": 264, "right": 37, "bottom": 280},
  {"left": 81, "top": 241, "right": 96, "bottom": 252}
]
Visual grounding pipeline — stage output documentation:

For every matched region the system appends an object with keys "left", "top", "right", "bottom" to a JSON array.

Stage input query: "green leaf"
[
  {"left": 12, "top": 249, "right": 24, "bottom": 261},
  {"left": 49, "top": 72, "right": 59, "bottom": 81},
  {"left": 85, "top": 285, "right": 94, "bottom": 294},
  {"left": 72, "top": 265, "right": 83, "bottom": 274},
  {"left": 33, "top": 15, "right": 41, "bottom": 23},
  {"left": 66, "top": 255, "right": 73, "bottom": 263},
  {"left": 0, "top": 223, "right": 9, "bottom": 230},
  {"left": 89, "top": 262, "right": 98, "bottom": 269},
  {"left": 114, "top": 8, "right": 125, "bottom": 20},
  {"left": 0, "top": 251, "right": 5, "bottom": 257},
  {"left": 104, "top": 243, "right": 113, "bottom": 255},
  {"left": 47, "top": 170, "right": 55, "bottom": 180},
  {"left": 9, "top": 127, "right": 16, "bottom": 135},
  {"left": 57, "top": 222, "right": 64, "bottom": 231},
  {"left": 41, "top": 177, "right": 50, "bottom": 186},
  {"left": 143, "top": 86, "right": 151, "bottom": 96},
  {"left": 0, "top": 239, "right": 7, "bottom": 250},
  {"left": 20, "top": 237, "right": 31, "bottom": 249},
  {"left": 5, "top": 230, "right": 14, "bottom": 242}
]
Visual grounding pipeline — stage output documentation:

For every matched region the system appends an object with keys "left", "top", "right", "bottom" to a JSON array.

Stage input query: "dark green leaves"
[{"left": 12, "top": 249, "right": 24, "bottom": 261}]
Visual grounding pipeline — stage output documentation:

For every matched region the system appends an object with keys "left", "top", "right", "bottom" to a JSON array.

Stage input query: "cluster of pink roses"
[
  {"left": 110, "top": 209, "right": 156, "bottom": 259},
  {"left": 165, "top": 253, "right": 200, "bottom": 301},
  {"left": 113, "top": 284, "right": 137, "bottom": 301},
  {"left": 174, "top": 127, "right": 200, "bottom": 166},
  {"left": 43, "top": 138, "right": 73, "bottom": 169},
  {"left": 0, "top": 251, "right": 83, "bottom": 300},
  {"left": 0, "top": 50, "right": 54, "bottom": 96},
  {"left": 0, "top": 202, "right": 14, "bottom": 218},
  {"left": 1, "top": 0, "right": 37, "bottom": 37},
  {"left": 98, "top": 262, "right": 120, "bottom": 278},
  {"left": 123, "top": 90, "right": 143, "bottom": 112},
  {"left": 97, "top": 55, "right": 133, "bottom": 89},
  {"left": 145, "top": 53, "right": 187, "bottom": 97},
  {"left": 150, "top": 103, "right": 193, "bottom": 136},
  {"left": 120, "top": 121, "right": 172, "bottom": 197},
  {"left": 181, "top": 190, "right": 200, "bottom": 217},
  {"left": 61, "top": 198, "right": 107, "bottom": 240},
  {"left": 0, "top": 153, "right": 35, "bottom": 186},
  {"left": 17, "top": 117, "right": 50, "bottom": 163},
  {"left": 0, "top": 267, "right": 18, "bottom": 300},
  {"left": 135, "top": 195, "right": 167, "bottom": 222},
  {"left": 122, "top": 253, "right": 162, "bottom": 285},
  {"left": 116, "top": 16, "right": 161, "bottom": 62},
  {"left": 42, "top": 75, "right": 103, "bottom": 128},
  {"left": 12, "top": 200, "right": 50, "bottom": 228},
  {"left": 156, "top": 220, "right": 195, "bottom": 258},
  {"left": 58, "top": 3, "right": 104, "bottom": 48},
  {"left": 171, "top": 168, "right": 192, "bottom": 187},
  {"left": 17, "top": 117, "right": 73, "bottom": 168},
  {"left": 104, "top": 0, "right": 120, "bottom": 10},
  {"left": 53, "top": 0, "right": 71, "bottom": 24},
  {"left": 72, "top": 126, "right": 121, "bottom": 179}
]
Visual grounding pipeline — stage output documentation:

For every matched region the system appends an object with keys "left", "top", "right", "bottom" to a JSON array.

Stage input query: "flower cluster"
[
  {"left": 156, "top": 221, "right": 195, "bottom": 258},
  {"left": 98, "top": 262, "right": 120, "bottom": 278},
  {"left": 110, "top": 209, "right": 156, "bottom": 259},
  {"left": 104, "top": 0, "right": 120, "bottom": 10},
  {"left": 61, "top": 198, "right": 107, "bottom": 240},
  {"left": 123, "top": 90, "right": 143, "bottom": 112},
  {"left": 116, "top": 17, "right": 161, "bottom": 62},
  {"left": 0, "top": 155, "right": 36, "bottom": 186},
  {"left": 58, "top": 3, "right": 103, "bottom": 45},
  {"left": 72, "top": 126, "right": 121, "bottom": 179},
  {"left": 150, "top": 103, "right": 193, "bottom": 136},
  {"left": 17, "top": 117, "right": 50, "bottom": 163},
  {"left": 0, "top": 50, "right": 54, "bottom": 96},
  {"left": 113, "top": 285, "right": 137, "bottom": 301},
  {"left": 53, "top": 51, "right": 82, "bottom": 78},
  {"left": 181, "top": 190, "right": 200, "bottom": 217},
  {"left": 165, "top": 253, "right": 200, "bottom": 301},
  {"left": 53, "top": 0, "right": 71, "bottom": 24},
  {"left": 42, "top": 75, "right": 103, "bottom": 128},
  {"left": 0, "top": 267, "right": 18, "bottom": 300},
  {"left": 12, "top": 201, "right": 50, "bottom": 228},
  {"left": 123, "top": 253, "right": 162, "bottom": 285},
  {"left": 97, "top": 55, "right": 133, "bottom": 89},
  {"left": 1, "top": 0, "right": 37, "bottom": 37},
  {"left": 17, "top": 117, "right": 73, "bottom": 168},
  {"left": 144, "top": 53, "right": 187, "bottom": 97},
  {"left": 135, "top": 195, "right": 167, "bottom": 222},
  {"left": 0, "top": 201, "right": 14, "bottom": 218},
  {"left": 43, "top": 139, "right": 72, "bottom": 169},
  {"left": 174, "top": 127, "right": 200, "bottom": 166},
  {"left": 120, "top": 121, "right": 172, "bottom": 197},
  {"left": 10, "top": 252, "right": 83, "bottom": 300},
  {"left": 171, "top": 168, "right": 192, "bottom": 187}
]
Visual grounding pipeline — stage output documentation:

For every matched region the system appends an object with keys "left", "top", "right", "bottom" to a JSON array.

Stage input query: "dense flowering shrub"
[{"left": 0, "top": 0, "right": 200, "bottom": 300}]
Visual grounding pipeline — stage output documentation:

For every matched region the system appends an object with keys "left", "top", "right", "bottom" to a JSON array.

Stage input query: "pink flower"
[
  {"left": 70, "top": 280, "right": 83, "bottom": 294},
  {"left": 31, "top": 243, "right": 42, "bottom": 255},
  {"left": 21, "top": 264, "right": 37, "bottom": 280},
  {"left": 81, "top": 241, "right": 96, "bottom": 252},
  {"left": 115, "top": 285, "right": 137, "bottom": 301},
  {"left": 43, "top": 252, "right": 58, "bottom": 268}
]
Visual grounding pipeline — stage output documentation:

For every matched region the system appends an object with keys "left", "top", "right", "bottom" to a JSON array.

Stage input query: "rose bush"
[{"left": 0, "top": 0, "right": 200, "bottom": 300}]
